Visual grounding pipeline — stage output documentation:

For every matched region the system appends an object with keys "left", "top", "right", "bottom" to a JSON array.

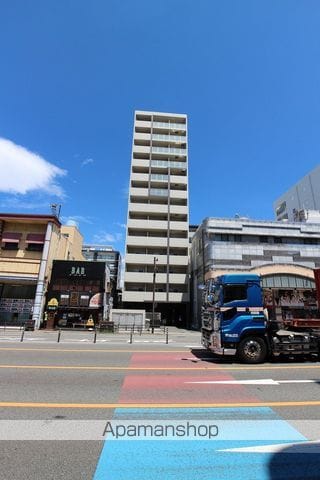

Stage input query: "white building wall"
[
  {"left": 123, "top": 110, "right": 189, "bottom": 305},
  {"left": 274, "top": 165, "right": 320, "bottom": 221}
]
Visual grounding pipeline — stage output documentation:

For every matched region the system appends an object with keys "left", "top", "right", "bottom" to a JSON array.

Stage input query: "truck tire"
[{"left": 237, "top": 336, "right": 267, "bottom": 364}]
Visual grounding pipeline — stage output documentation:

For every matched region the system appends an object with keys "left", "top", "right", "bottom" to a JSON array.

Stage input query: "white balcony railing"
[
  {"left": 153, "top": 122, "right": 186, "bottom": 130},
  {"left": 152, "top": 146, "right": 186, "bottom": 155}
]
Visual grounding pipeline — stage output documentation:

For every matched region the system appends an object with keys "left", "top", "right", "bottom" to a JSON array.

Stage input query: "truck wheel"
[{"left": 237, "top": 336, "right": 267, "bottom": 364}]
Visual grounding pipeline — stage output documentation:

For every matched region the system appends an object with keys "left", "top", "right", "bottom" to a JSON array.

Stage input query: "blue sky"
[{"left": 1, "top": 0, "right": 320, "bottom": 255}]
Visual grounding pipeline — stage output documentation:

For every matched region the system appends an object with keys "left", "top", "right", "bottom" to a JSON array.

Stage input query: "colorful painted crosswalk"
[{"left": 93, "top": 352, "right": 312, "bottom": 480}]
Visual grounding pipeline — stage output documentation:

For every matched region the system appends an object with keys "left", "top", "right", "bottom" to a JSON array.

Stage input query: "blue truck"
[{"left": 201, "top": 274, "right": 320, "bottom": 363}]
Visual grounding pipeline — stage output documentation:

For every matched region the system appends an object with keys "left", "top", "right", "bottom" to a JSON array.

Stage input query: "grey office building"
[
  {"left": 274, "top": 165, "right": 320, "bottom": 221},
  {"left": 190, "top": 217, "right": 320, "bottom": 329}
]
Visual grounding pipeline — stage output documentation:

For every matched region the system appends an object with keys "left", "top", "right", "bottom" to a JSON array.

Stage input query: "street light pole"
[{"left": 152, "top": 256, "right": 158, "bottom": 334}]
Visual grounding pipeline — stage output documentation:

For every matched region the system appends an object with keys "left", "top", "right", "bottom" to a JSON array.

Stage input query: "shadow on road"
[
  {"left": 190, "top": 348, "right": 320, "bottom": 366},
  {"left": 268, "top": 442, "right": 320, "bottom": 480}
]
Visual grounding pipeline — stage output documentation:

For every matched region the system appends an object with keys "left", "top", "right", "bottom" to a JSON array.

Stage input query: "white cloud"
[
  {"left": 61, "top": 215, "right": 93, "bottom": 227},
  {"left": 0, "top": 137, "right": 66, "bottom": 197},
  {"left": 93, "top": 231, "right": 123, "bottom": 244},
  {"left": 81, "top": 158, "right": 94, "bottom": 166},
  {"left": 115, "top": 222, "right": 127, "bottom": 229}
]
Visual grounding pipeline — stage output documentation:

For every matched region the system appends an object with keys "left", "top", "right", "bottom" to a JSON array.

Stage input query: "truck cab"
[
  {"left": 201, "top": 274, "right": 267, "bottom": 362},
  {"left": 201, "top": 274, "right": 319, "bottom": 363}
]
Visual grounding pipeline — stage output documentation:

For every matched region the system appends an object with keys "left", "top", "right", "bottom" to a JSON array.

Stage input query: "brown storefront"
[{"left": 46, "top": 260, "right": 109, "bottom": 328}]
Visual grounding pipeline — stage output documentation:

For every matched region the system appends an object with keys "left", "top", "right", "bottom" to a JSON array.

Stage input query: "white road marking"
[
  {"left": 218, "top": 440, "right": 320, "bottom": 453},
  {"left": 186, "top": 379, "right": 318, "bottom": 385}
]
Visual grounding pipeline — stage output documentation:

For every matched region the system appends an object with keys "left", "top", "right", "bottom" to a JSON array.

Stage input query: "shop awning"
[
  {"left": 1, "top": 232, "right": 22, "bottom": 243},
  {"left": 26, "top": 233, "right": 45, "bottom": 244}
]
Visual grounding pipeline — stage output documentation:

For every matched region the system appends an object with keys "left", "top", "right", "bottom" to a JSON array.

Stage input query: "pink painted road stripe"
[
  {"left": 129, "top": 352, "right": 214, "bottom": 369},
  {"left": 120, "top": 352, "right": 262, "bottom": 404}
]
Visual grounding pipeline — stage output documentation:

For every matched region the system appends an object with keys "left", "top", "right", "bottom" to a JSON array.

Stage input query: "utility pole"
[{"left": 151, "top": 256, "right": 158, "bottom": 334}]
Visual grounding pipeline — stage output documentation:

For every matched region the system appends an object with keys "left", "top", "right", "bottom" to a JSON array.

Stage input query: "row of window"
[
  {"left": 209, "top": 233, "right": 320, "bottom": 245},
  {"left": 1, "top": 232, "right": 45, "bottom": 251},
  {"left": 2, "top": 242, "right": 43, "bottom": 251}
]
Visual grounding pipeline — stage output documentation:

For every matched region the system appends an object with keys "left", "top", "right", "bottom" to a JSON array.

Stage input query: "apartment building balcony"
[
  {"left": 169, "top": 220, "right": 188, "bottom": 230},
  {"left": 125, "top": 254, "right": 188, "bottom": 266},
  {"left": 126, "top": 236, "right": 168, "bottom": 247},
  {"left": 170, "top": 190, "right": 188, "bottom": 199},
  {"left": 127, "top": 218, "right": 169, "bottom": 230},
  {"left": 129, "top": 203, "right": 169, "bottom": 214},
  {"left": 124, "top": 272, "right": 188, "bottom": 284},
  {"left": 132, "top": 158, "right": 150, "bottom": 168},
  {"left": 150, "top": 173, "right": 168, "bottom": 182},
  {"left": 169, "top": 204, "right": 188, "bottom": 215},
  {"left": 152, "top": 121, "right": 186, "bottom": 131},
  {"left": 150, "top": 160, "right": 187, "bottom": 170},
  {"left": 169, "top": 237, "right": 189, "bottom": 248},
  {"left": 131, "top": 173, "right": 149, "bottom": 182},
  {"left": 152, "top": 133, "right": 187, "bottom": 143},
  {"left": 133, "top": 145, "right": 151, "bottom": 154},
  {"left": 170, "top": 175, "right": 187, "bottom": 185},
  {"left": 135, "top": 120, "right": 152, "bottom": 129},
  {"left": 134, "top": 132, "right": 151, "bottom": 141},
  {"left": 130, "top": 187, "right": 149, "bottom": 197},
  {"left": 149, "top": 188, "right": 168, "bottom": 197},
  {"left": 151, "top": 146, "right": 186, "bottom": 156},
  {"left": 122, "top": 291, "right": 167, "bottom": 303},
  {"left": 169, "top": 292, "right": 189, "bottom": 303}
]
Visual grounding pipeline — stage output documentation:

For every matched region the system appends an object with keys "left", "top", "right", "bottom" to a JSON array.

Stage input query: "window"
[
  {"left": 27, "top": 243, "right": 44, "bottom": 252},
  {"left": 259, "top": 236, "right": 268, "bottom": 243},
  {"left": 2, "top": 242, "right": 18, "bottom": 250},
  {"left": 276, "top": 201, "right": 287, "bottom": 216},
  {"left": 25, "top": 233, "right": 45, "bottom": 252},
  {"left": 60, "top": 294, "right": 69, "bottom": 306},
  {"left": 224, "top": 285, "right": 247, "bottom": 303},
  {"left": 1, "top": 232, "right": 22, "bottom": 249},
  {"left": 304, "top": 238, "right": 318, "bottom": 245},
  {"left": 80, "top": 295, "right": 90, "bottom": 307}
]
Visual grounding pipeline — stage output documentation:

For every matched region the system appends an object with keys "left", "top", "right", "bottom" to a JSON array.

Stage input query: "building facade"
[
  {"left": 190, "top": 217, "right": 320, "bottom": 329},
  {"left": 46, "top": 260, "right": 110, "bottom": 328},
  {"left": 82, "top": 244, "right": 121, "bottom": 309},
  {"left": 82, "top": 244, "right": 121, "bottom": 288},
  {"left": 0, "top": 213, "right": 84, "bottom": 328},
  {"left": 122, "top": 110, "right": 189, "bottom": 325},
  {"left": 274, "top": 165, "right": 320, "bottom": 221}
]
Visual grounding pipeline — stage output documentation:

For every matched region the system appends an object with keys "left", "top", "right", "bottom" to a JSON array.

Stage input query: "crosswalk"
[{"left": 93, "top": 352, "right": 312, "bottom": 480}]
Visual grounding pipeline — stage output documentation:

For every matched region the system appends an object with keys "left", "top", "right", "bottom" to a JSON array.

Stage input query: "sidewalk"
[{"left": 0, "top": 326, "right": 202, "bottom": 346}]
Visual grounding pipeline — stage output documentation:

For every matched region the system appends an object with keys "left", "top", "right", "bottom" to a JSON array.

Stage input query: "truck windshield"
[{"left": 224, "top": 284, "right": 247, "bottom": 303}]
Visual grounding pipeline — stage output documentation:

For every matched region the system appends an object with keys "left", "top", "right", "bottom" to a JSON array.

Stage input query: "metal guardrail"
[{"left": 4, "top": 324, "right": 170, "bottom": 344}]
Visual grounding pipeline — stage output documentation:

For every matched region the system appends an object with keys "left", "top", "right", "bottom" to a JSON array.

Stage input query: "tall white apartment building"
[{"left": 122, "top": 110, "right": 189, "bottom": 326}]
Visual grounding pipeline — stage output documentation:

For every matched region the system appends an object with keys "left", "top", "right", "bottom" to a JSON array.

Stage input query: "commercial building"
[
  {"left": 190, "top": 217, "right": 320, "bottom": 329},
  {"left": 46, "top": 260, "right": 110, "bottom": 328},
  {"left": 274, "top": 165, "right": 320, "bottom": 221},
  {"left": 82, "top": 244, "right": 121, "bottom": 288},
  {"left": 82, "top": 244, "right": 122, "bottom": 309},
  {"left": 0, "top": 213, "right": 84, "bottom": 328},
  {"left": 122, "top": 110, "right": 189, "bottom": 325}
]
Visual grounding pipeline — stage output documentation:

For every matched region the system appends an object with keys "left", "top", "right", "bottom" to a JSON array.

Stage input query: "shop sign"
[
  {"left": 69, "top": 266, "right": 86, "bottom": 277},
  {"left": 47, "top": 298, "right": 59, "bottom": 310},
  {"left": 89, "top": 293, "right": 102, "bottom": 308}
]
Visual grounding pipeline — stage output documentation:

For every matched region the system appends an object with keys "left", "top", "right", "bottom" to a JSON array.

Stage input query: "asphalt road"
[{"left": 1, "top": 329, "right": 320, "bottom": 479}]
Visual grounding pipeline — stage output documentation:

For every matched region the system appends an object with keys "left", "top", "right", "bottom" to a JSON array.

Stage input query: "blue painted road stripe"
[{"left": 93, "top": 407, "right": 308, "bottom": 480}]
